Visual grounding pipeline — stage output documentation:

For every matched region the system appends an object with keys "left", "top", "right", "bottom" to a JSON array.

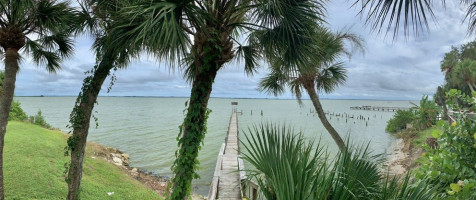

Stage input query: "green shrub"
[
  {"left": 9, "top": 101, "right": 28, "bottom": 121},
  {"left": 32, "top": 110, "right": 51, "bottom": 129},
  {"left": 413, "top": 95, "right": 440, "bottom": 130},
  {"left": 385, "top": 110, "right": 415, "bottom": 133},
  {"left": 416, "top": 90, "right": 476, "bottom": 199}
]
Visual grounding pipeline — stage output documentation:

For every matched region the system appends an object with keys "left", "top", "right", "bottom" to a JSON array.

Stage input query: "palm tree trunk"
[
  {"left": 0, "top": 48, "right": 20, "bottom": 200},
  {"left": 467, "top": 81, "right": 475, "bottom": 93},
  {"left": 303, "top": 83, "right": 346, "bottom": 151},
  {"left": 66, "top": 62, "right": 112, "bottom": 200},
  {"left": 170, "top": 34, "right": 229, "bottom": 199}
]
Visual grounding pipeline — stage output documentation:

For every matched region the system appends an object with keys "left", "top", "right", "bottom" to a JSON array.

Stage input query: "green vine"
[
  {"left": 63, "top": 65, "right": 97, "bottom": 180},
  {"left": 169, "top": 31, "right": 223, "bottom": 199}
]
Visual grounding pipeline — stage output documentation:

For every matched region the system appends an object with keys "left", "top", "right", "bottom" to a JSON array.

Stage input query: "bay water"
[{"left": 14, "top": 97, "right": 414, "bottom": 195}]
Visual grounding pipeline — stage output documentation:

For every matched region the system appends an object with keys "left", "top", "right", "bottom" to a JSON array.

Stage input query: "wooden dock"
[
  {"left": 350, "top": 105, "right": 411, "bottom": 112},
  {"left": 208, "top": 110, "right": 242, "bottom": 200}
]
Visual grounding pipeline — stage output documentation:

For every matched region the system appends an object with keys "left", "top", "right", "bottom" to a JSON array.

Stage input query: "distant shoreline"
[{"left": 15, "top": 96, "right": 418, "bottom": 101}]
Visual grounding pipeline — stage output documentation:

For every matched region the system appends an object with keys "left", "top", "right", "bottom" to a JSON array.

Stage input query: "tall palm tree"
[
  {"left": 259, "top": 27, "right": 363, "bottom": 151},
  {"left": 65, "top": 1, "right": 139, "bottom": 199},
  {"left": 0, "top": 1, "right": 76, "bottom": 198},
  {"left": 111, "top": 0, "right": 327, "bottom": 198}
]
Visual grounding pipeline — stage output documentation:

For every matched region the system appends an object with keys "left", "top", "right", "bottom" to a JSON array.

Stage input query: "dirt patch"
[{"left": 383, "top": 131, "right": 425, "bottom": 176}]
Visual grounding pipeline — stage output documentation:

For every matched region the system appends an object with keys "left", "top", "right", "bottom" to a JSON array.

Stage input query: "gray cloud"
[{"left": 8, "top": 1, "right": 472, "bottom": 99}]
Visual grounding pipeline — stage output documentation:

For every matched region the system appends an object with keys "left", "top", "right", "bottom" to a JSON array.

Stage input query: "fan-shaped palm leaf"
[{"left": 241, "top": 123, "right": 438, "bottom": 200}]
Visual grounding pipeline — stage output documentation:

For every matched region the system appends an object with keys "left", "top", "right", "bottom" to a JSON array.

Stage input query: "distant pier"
[{"left": 350, "top": 106, "right": 410, "bottom": 112}]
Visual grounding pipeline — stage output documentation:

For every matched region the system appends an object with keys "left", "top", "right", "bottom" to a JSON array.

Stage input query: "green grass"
[
  {"left": 413, "top": 126, "right": 440, "bottom": 147},
  {"left": 4, "top": 121, "right": 161, "bottom": 200}
]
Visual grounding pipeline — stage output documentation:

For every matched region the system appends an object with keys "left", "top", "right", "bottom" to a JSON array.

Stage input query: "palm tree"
[
  {"left": 452, "top": 59, "right": 476, "bottom": 93},
  {"left": 111, "top": 0, "right": 327, "bottom": 198},
  {"left": 65, "top": 1, "right": 140, "bottom": 199},
  {"left": 259, "top": 27, "right": 363, "bottom": 151},
  {"left": 0, "top": 1, "right": 76, "bottom": 198},
  {"left": 240, "top": 123, "right": 438, "bottom": 199}
]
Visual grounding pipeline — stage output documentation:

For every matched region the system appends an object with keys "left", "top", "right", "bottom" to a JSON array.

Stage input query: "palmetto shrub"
[{"left": 241, "top": 123, "right": 437, "bottom": 200}]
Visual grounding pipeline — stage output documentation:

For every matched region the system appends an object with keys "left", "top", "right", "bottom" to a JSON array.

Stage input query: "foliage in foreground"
[
  {"left": 416, "top": 90, "right": 476, "bottom": 199},
  {"left": 241, "top": 123, "right": 437, "bottom": 200},
  {"left": 4, "top": 121, "right": 160, "bottom": 200}
]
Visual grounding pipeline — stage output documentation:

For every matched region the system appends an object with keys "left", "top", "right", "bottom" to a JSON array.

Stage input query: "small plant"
[
  {"left": 386, "top": 109, "right": 415, "bottom": 133},
  {"left": 9, "top": 101, "right": 28, "bottom": 121},
  {"left": 32, "top": 110, "right": 51, "bottom": 129}
]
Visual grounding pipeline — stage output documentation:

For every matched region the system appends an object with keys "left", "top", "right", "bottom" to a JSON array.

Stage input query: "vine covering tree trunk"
[
  {"left": 66, "top": 61, "right": 113, "bottom": 200},
  {"left": 0, "top": 48, "right": 21, "bottom": 199},
  {"left": 170, "top": 29, "right": 233, "bottom": 199},
  {"left": 303, "top": 81, "right": 346, "bottom": 151}
]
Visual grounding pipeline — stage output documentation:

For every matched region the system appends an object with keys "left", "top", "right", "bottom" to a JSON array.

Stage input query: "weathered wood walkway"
[{"left": 208, "top": 110, "right": 242, "bottom": 200}]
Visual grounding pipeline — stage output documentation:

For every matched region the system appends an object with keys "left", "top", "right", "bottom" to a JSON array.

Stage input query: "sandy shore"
[{"left": 383, "top": 136, "right": 425, "bottom": 176}]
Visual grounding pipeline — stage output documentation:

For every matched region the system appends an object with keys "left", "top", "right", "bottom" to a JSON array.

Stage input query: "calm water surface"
[{"left": 14, "top": 97, "right": 414, "bottom": 195}]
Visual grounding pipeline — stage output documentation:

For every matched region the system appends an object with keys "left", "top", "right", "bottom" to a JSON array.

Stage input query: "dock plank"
[{"left": 208, "top": 110, "right": 242, "bottom": 200}]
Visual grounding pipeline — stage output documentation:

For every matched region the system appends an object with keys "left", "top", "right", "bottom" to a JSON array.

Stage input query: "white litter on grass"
[{"left": 107, "top": 192, "right": 114, "bottom": 196}]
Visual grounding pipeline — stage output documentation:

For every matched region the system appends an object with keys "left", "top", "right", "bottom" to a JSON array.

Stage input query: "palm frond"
[
  {"left": 235, "top": 40, "right": 262, "bottom": 76},
  {"left": 378, "top": 173, "right": 438, "bottom": 199},
  {"left": 250, "top": 0, "right": 328, "bottom": 69},
  {"left": 111, "top": 0, "right": 192, "bottom": 62},
  {"left": 24, "top": 37, "right": 62, "bottom": 73},
  {"left": 352, "top": 0, "right": 437, "bottom": 39},
  {"left": 180, "top": 53, "right": 195, "bottom": 84},
  {"left": 38, "top": 33, "right": 75, "bottom": 58},
  {"left": 29, "top": 0, "right": 77, "bottom": 34},
  {"left": 316, "top": 62, "right": 348, "bottom": 93},
  {"left": 465, "top": 2, "right": 476, "bottom": 34},
  {"left": 258, "top": 67, "right": 288, "bottom": 96},
  {"left": 241, "top": 122, "right": 439, "bottom": 199},
  {"left": 240, "top": 123, "right": 327, "bottom": 200},
  {"left": 289, "top": 78, "right": 304, "bottom": 104}
]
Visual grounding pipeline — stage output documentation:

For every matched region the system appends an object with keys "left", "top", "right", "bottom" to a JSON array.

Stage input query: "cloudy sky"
[{"left": 11, "top": 1, "right": 473, "bottom": 100}]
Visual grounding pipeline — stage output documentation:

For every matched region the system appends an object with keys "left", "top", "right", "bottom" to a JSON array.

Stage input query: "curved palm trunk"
[
  {"left": 171, "top": 30, "right": 232, "bottom": 199},
  {"left": 0, "top": 48, "right": 20, "bottom": 200},
  {"left": 303, "top": 83, "right": 346, "bottom": 151},
  {"left": 66, "top": 61, "right": 113, "bottom": 200}
]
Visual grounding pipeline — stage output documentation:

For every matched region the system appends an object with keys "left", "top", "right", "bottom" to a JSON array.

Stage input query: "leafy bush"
[
  {"left": 413, "top": 95, "right": 440, "bottom": 130},
  {"left": 32, "top": 110, "right": 51, "bottom": 129},
  {"left": 385, "top": 110, "right": 415, "bottom": 133},
  {"left": 9, "top": 101, "right": 28, "bottom": 121},
  {"left": 416, "top": 90, "right": 476, "bottom": 199}
]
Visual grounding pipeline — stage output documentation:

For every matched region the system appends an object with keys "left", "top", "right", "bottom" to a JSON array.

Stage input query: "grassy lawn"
[{"left": 4, "top": 121, "right": 161, "bottom": 200}]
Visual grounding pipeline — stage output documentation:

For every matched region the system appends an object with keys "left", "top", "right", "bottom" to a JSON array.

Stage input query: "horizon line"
[{"left": 15, "top": 95, "right": 419, "bottom": 101}]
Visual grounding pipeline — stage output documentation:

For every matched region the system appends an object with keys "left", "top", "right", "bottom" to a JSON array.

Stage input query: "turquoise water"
[{"left": 14, "top": 97, "right": 414, "bottom": 195}]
